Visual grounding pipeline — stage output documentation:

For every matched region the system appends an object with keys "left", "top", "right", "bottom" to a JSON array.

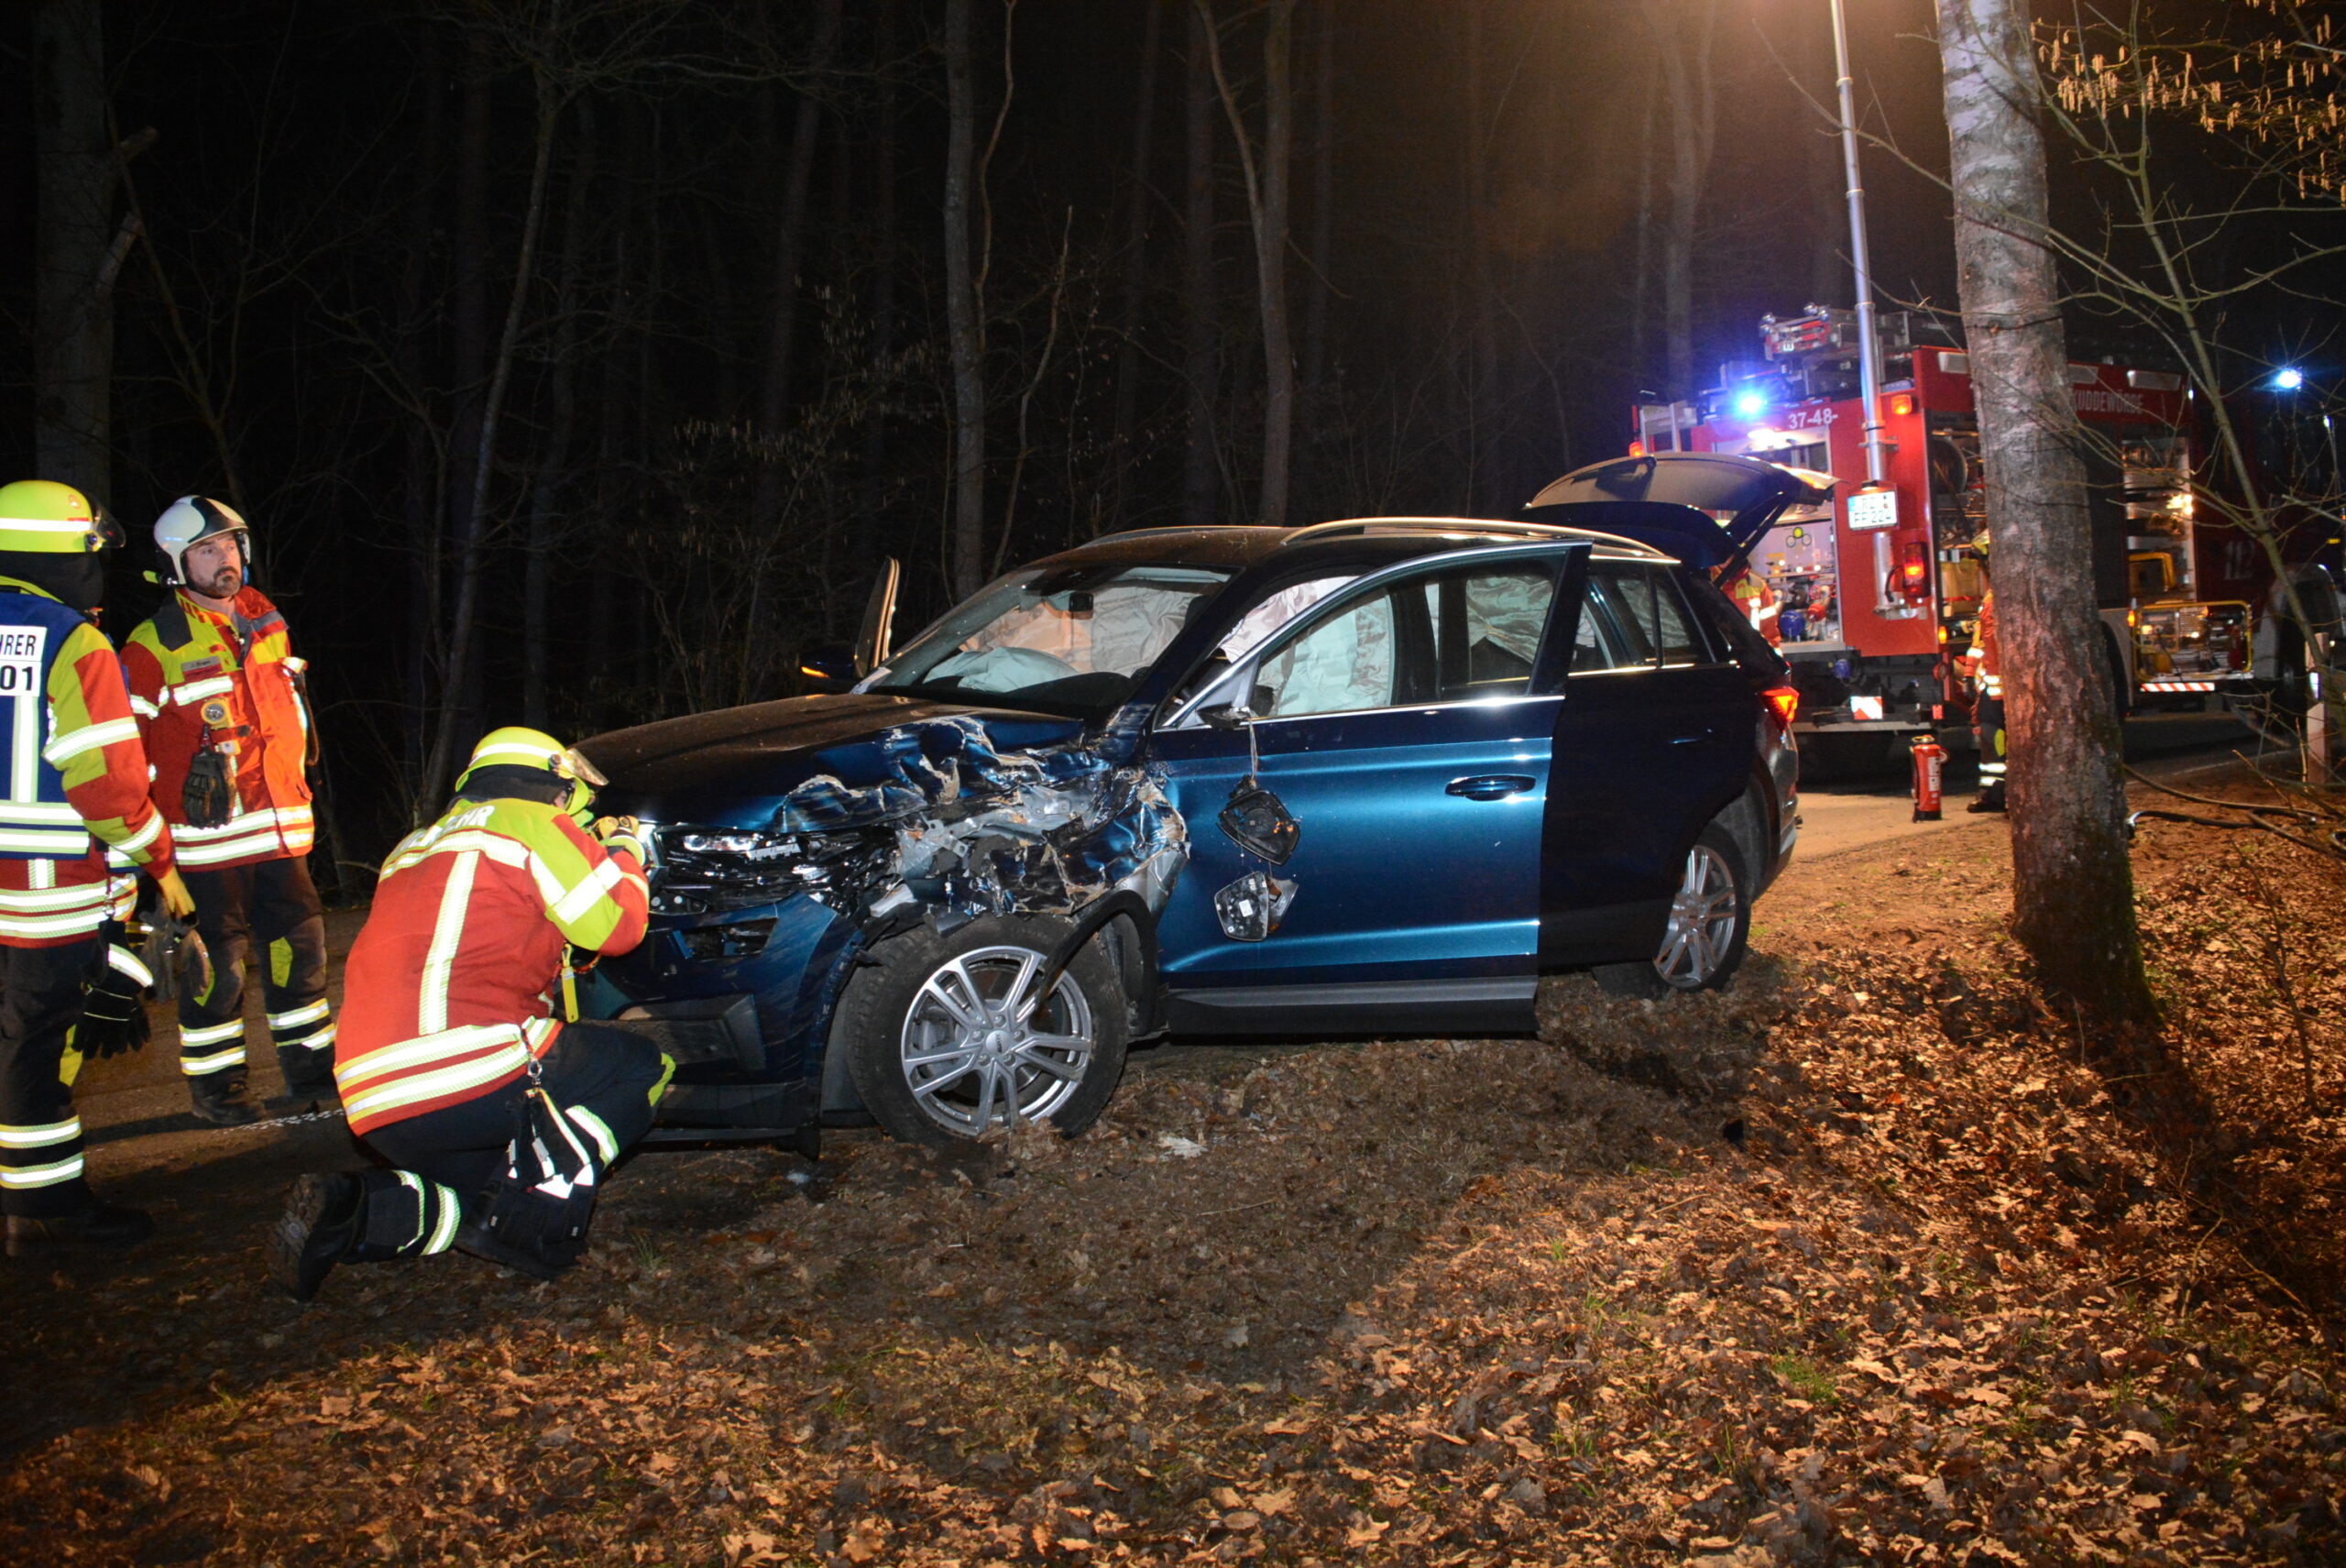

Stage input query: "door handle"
[{"left": 1446, "top": 773, "right": 1535, "bottom": 800}]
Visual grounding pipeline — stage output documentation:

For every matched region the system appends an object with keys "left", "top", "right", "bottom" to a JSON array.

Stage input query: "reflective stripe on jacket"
[
  {"left": 334, "top": 796, "right": 648, "bottom": 1138},
  {"left": 121, "top": 587, "right": 315, "bottom": 870},
  {"left": 0, "top": 579, "right": 176, "bottom": 947}
]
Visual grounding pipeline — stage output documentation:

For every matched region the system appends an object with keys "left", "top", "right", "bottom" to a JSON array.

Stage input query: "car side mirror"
[
  {"left": 1199, "top": 703, "right": 1255, "bottom": 730},
  {"left": 799, "top": 642, "right": 859, "bottom": 694}
]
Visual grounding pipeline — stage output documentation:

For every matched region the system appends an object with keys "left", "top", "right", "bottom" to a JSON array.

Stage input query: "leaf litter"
[{"left": 1, "top": 768, "right": 2341, "bottom": 1564}]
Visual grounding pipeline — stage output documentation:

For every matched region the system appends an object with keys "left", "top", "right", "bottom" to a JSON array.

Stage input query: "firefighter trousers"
[
  {"left": 1974, "top": 685, "right": 2008, "bottom": 794},
  {"left": 0, "top": 936, "right": 100, "bottom": 1218},
  {"left": 178, "top": 857, "right": 334, "bottom": 1097},
  {"left": 345, "top": 1024, "right": 673, "bottom": 1269}
]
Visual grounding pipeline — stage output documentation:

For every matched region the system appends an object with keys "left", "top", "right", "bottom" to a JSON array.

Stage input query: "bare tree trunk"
[
  {"left": 31, "top": 0, "right": 115, "bottom": 499},
  {"left": 943, "top": 0, "right": 988, "bottom": 595},
  {"left": 1108, "top": 0, "right": 1164, "bottom": 533},
  {"left": 1180, "top": 1, "right": 1220, "bottom": 527},
  {"left": 1300, "top": 0, "right": 1334, "bottom": 438},
  {"left": 423, "top": 27, "right": 566, "bottom": 808},
  {"left": 525, "top": 103, "right": 595, "bottom": 731},
  {"left": 1936, "top": 0, "right": 2153, "bottom": 1024},
  {"left": 751, "top": 0, "right": 845, "bottom": 540},
  {"left": 400, "top": 21, "right": 447, "bottom": 805},
  {"left": 1200, "top": 0, "right": 1297, "bottom": 526},
  {"left": 1630, "top": 53, "right": 1657, "bottom": 391},
  {"left": 1463, "top": 4, "right": 1499, "bottom": 512},
  {"left": 1640, "top": 0, "right": 1717, "bottom": 399},
  {"left": 857, "top": 0, "right": 902, "bottom": 583}
]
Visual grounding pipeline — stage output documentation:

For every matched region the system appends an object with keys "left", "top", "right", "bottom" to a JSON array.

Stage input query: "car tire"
[
  {"left": 839, "top": 914, "right": 1129, "bottom": 1148},
  {"left": 1591, "top": 821, "right": 1751, "bottom": 998}
]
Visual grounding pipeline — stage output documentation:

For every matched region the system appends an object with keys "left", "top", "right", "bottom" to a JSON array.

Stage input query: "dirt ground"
[{"left": 4, "top": 764, "right": 2344, "bottom": 1567}]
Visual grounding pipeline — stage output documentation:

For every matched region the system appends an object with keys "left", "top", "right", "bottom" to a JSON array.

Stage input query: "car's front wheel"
[
  {"left": 1593, "top": 822, "right": 1750, "bottom": 997},
  {"left": 840, "top": 915, "right": 1129, "bottom": 1147}
]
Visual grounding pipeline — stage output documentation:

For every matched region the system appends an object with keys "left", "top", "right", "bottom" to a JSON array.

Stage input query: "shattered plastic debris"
[
  {"left": 1154, "top": 1132, "right": 1207, "bottom": 1157},
  {"left": 1213, "top": 870, "right": 1298, "bottom": 942},
  {"left": 761, "top": 716, "right": 1189, "bottom": 927},
  {"left": 1217, "top": 779, "right": 1299, "bottom": 866}
]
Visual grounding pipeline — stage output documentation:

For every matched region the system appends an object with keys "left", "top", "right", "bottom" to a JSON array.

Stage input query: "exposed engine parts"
[{"left": 651, "top": 717, "right": 1190, "bottom": 933}]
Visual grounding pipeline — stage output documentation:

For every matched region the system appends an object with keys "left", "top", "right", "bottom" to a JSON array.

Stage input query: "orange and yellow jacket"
[
  {"left": 0, "top": 577, "right": 177, "bottom": 947},
  {"left": 334, "top": 795, "right": 649, "bottom": 1138},
  {"left": 121, "top": 585, "right": 315, "bottom": 872}
]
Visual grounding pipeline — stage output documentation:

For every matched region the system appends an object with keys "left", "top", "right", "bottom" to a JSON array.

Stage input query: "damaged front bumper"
[{"left": 588, "top": 716, "right": 1190, "bottom": 1131}]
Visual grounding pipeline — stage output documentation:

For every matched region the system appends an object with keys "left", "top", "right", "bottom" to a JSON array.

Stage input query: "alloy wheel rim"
[
  {"left": 899, "top": 945, "right": 1095, "bottom": 1135},
  {"left": 1654, "top": 844, "right": 1738, "bottom": 990}
]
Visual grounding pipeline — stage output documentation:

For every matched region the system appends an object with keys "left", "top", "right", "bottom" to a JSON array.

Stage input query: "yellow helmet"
[
  {"left": 0, "top": 479, "right": 124, "bottom": 554},
  {"left": 455, "top": 726, "right": 608, "bottom": 821}
]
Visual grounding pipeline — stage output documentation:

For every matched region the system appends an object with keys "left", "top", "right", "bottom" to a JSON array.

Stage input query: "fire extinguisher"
[{"left": 1910, "top": 733, "right": 1946, "bottom": 821}]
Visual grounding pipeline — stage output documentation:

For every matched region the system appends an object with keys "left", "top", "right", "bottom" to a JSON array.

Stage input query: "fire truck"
[{"left": 1628, "top": 306, "right": 2286, "bottom": 760}]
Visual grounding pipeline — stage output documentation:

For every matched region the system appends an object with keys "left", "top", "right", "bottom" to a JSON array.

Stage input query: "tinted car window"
[
  {"left": 1255, "top": 561, "right": 1557, "bottom": 718},
  {"left": 1411, "top": 564, "right": 1556, "bottom": 701},
  {"left": 1577, "top": 564, "right": 1709, "bottom": 671},
  {"left": 1683, "top": 573, "right": 1790, "bottom": 680}
]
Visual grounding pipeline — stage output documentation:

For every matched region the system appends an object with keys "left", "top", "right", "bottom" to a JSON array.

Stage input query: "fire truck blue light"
[
  {"left": 2273, "top": 367, "right": 2305, "bottom": 391},
  {"left": 1733, "top": 389, "right": 1769, "bottom": 418}
]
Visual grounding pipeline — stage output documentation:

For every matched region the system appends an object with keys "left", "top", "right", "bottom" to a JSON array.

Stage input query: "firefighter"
[
  {"left": 1727, "top": 565, "right": 1782, "bottom": 646},
  {"left": 123, "top": 498, "right": 334, "bottom": 1125},
  {"left": 268, "top": 728, "right": 668, "bottom": 1300},
  {"left": 0, "top": 480, "right": 194, "bottom": 1255},
  {"left": 1963, "top": 533, "right": 2007, "bottom": 814}
]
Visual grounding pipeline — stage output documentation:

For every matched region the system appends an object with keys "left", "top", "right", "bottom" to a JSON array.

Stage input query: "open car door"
[{"left": 1525, "top": 452, "right": 1834, "bottom": 578}]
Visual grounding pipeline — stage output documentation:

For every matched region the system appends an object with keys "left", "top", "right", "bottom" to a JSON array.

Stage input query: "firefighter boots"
[
  {"left": 269, "top": 1171, "right": 363, "bottom": 1301},
  {"left": 189, "top": 1069, "right": 259, "bottom": 1126},
  {"left": 6, "top": 1201, "right": 155, "bottom": 1257},
  {"left": 1968, "top": 784, "right": 2007, "bottom": 814},
  {"left": 276, "top": 1043, "right": 339, "bottom": 1106}
]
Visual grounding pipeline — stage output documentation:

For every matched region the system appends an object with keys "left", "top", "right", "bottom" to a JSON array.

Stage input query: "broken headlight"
[{"left": 651, "top": 826, "right": 891, "bottom": 916}]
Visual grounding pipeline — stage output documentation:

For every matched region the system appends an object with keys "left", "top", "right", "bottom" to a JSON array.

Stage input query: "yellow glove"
[
  {"left": 155, "top": 868, "right": 197, "bottom": 921},
  {"left": 592, "top": 816, "right": 645, "bottom": 863}
]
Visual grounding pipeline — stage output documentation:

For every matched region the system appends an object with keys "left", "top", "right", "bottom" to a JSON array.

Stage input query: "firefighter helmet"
[
  {"left": 455, "top": 727, "right": 608, "bottom": 822},
  {"left": 0, "top": 479, "right": 123, "bottom": 554},
  {"left": 154, "top": 495, "right": 250, "bottom": 585},
  {"left": 1970, "top": 530, "right": 1991, "bottom": 562}
]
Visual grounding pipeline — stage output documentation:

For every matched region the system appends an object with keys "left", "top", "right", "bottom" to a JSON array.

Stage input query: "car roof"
[{"left": 1026, "top": 517, "right": 1671, "bottom": 575}]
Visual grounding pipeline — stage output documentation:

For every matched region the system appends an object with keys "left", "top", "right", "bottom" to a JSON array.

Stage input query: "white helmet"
[{"left": 154, "top": 496, "right": 250, "bottom": 586}]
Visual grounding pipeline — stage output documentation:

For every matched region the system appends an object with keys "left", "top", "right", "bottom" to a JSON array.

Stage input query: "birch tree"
[{"left": 1935, "top": 0, "right": 2154, "bottom": 1024}]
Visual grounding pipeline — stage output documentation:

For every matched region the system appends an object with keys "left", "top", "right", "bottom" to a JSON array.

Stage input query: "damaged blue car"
[{"left": 577, "top": 453, "right": 1826, "bottom": 1148}]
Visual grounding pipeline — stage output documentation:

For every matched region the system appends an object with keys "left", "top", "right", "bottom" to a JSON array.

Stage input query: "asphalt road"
[{"left": 1792, "top": 706, "right": 2285, "bottom": 861}]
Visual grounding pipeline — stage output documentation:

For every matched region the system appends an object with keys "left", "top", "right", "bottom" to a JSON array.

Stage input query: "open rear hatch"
[{"left": 1524, "top": 451, "right": 1836, "bottom": 575}]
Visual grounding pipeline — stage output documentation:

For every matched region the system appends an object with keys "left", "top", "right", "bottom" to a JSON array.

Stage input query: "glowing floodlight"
[{"left": 2273, "top": 367, "right": 2306, "bottom": 391}]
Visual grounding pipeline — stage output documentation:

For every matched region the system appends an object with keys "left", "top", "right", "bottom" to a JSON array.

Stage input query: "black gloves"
[{"left": 77, "top": 924, "right": 156, "bottom": 1060}]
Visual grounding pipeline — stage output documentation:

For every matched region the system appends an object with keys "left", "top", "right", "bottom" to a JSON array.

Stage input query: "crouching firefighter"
[{"left": 269, "top": 728, "right": 668, "bottom": 1299}]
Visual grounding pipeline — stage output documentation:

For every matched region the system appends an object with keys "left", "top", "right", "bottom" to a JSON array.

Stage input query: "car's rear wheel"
[
  {"left": 1593, "top": 822, "right": 1750, "bottom": 998},
  {"left": 840, "top": 915, "right": 1128, "bottom": 1147}
]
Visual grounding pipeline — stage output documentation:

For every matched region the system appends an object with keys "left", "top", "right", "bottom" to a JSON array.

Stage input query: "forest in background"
[{"left": 0, "top": 0, "right": 2045, "bottom": 869}]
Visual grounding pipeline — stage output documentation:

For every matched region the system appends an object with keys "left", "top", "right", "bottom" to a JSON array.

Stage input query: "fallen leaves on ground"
[{"left": 2, "top": 772, "right": 2341, "bottom": 1564}]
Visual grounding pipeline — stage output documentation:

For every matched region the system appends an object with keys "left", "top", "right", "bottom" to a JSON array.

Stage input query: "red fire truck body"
[{"left": 1633, "top": 311, "right": 2253, "bottom": 749}]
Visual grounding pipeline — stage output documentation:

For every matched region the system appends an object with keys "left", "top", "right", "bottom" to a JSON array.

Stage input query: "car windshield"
[{"left": 867, "top": 562, "right": 1235, "bottom": 713}]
